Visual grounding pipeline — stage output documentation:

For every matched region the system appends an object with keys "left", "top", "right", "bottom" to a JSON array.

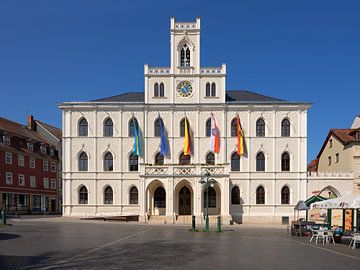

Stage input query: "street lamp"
[{"left": 199, "top": 170, "right": 216, "bottom": 232}]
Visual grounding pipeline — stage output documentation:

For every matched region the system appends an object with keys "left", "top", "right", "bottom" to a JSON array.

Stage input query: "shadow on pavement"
[{"left": 0, "top": 232, "right": 20, "bottom": 241}]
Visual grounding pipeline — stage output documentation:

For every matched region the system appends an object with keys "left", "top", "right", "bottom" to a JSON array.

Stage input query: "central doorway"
[{"left": 179, "top": 186, "right": 191, "bottom": 215}]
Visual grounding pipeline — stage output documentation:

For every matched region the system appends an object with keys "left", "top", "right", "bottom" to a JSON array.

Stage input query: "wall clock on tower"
[{"left": 177, "top": 81, "right": 193, "bottom": 97}]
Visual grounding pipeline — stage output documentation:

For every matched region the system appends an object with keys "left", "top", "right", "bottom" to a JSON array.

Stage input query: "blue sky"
[{"left": 0, "top": 0, "right": 359, "bottom": 162}]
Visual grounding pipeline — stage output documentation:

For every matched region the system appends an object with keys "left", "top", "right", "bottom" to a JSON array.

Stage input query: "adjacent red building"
[{"left": 0, "top": 116, "right": 61, "bottom": 214}]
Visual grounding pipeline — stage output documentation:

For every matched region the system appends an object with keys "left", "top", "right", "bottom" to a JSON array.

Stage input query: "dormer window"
[
  {"left": 27, "top": 142, "right": 34, "bottom": 151},
  {"left": 180, "top": 44, "right": 190, "bottom": 67},
  {"left": 41, "top": 145, "right": 47, "bottom": 155},
  {"left": 50, "top": 148, "right": 54, "bottom": 156},
  {"left": 4, "top": 136, "right": 10, "bottom": 145}
]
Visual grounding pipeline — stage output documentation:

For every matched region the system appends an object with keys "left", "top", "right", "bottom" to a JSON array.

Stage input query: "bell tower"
[{"left": 170, "top": 17, "right": 201, "bottom": 74}]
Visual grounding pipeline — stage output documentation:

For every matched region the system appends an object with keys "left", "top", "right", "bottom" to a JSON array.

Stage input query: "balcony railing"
[{"left": 143, "top": 165, "right": 225, "bottom": 177}]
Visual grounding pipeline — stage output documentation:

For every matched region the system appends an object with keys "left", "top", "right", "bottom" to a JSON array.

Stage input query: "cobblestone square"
[{"left": 0, "top": 217, "right": 359, "bottom": 270}]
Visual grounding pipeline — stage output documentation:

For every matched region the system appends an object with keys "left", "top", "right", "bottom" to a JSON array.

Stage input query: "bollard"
[
  {"left": 216, "top": 216, "right": 221, "bottom": 232},
  {"left": 1, "top": 209, "right": 6, "bottom": 225},
  {"left": 192, "top": 215, "right": 196, "bottom": 231}
]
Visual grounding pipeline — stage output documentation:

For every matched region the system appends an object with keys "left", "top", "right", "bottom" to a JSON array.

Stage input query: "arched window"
[
  {"left": 154, "top": 83, "right": 159, "bottom": 97},
  {"left": 128, "top": 117, "right": 138, "bottom": 137},
  {"left": 231, "top": 152, "right": 240, "bottom": 171},
  {"left": 129, "top": 153, "right": 138, "bottom": 171},
  {"left": 159, "top": 83, "right": 165, "bottom": 97},
  {"left": 256, "top": 118, "right": 265, "bottom": 137},
  {"left": 179, "top": 152, "right": 191, "bottom": 165},
  {"left": 79, "top": 186, "right": 88, "bottom": 204},
  {"left": 281, "top": 186, "right": 290, "bottom": 204},
  {"left": 206, "top": 83, "right": 211, "bottom": 97},
  {"left": 256, "top": 186, "right": 265, "bottom": 204},
  {"left": 155, "top": 152, "right": 164, "bottom": 165},
  {"left": 281, "top": 152, "right": 290, "bottom": 171},
  {"left": 104, "top": 186, "right": 113, "bottom": 204},
  {"left": 231, "top": 186, "right": 240, "bottom": 204},
  {"left": 231, "top": 118, "right": 238, "bottom": 137},
  {"left": 256, "top": 152, "right": 265, "bottom": 171},
  {"left": 130, "top": 186, "right": 138, "bottom": 204},
  {"left": 79, "top": 118, "right": 88, "bottom": 137},
  {"left": 204, "top": 186, "right": 216, "bottom": 208},
  {"left": 206, "top": 152, "right": 215, "bottom": 165},
  {"left": 180, "top": 44, "right": 190, "bottom": 67},
  {"left": 281, "top": 119, "right": 290, "bottom": 137},
  {"left": 104, "top": 118, "right": 113, "bottom": 137},
  {"left": 104, "top": 152, "right": 113, "bottom": 171},
  {"left": 180, "top": 118, "right": 189, "bottom": 137},
  {"left": 79, "top": 152, "right": 88, "bottom": 171},
  {"left": 211, "top": 83, "right": 216, "bottom": 97},
  {"left": 154, "top": 118, "right": 162, "bottom": 137},
  {"left": 205, "top": 118, "right": 211, "bottom": 137},
  {"left": 154, "top": 187, "right": 166, "bottom": 208}
]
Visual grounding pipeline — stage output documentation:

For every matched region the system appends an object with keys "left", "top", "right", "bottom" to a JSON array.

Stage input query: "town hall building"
[{"left": 59, "top": 17, "right": 311, "bottom": 224}]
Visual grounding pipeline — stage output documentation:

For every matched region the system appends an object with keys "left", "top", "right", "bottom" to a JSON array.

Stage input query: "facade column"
[
  {"left": 194, "top": 180, "right": 202, "bottom": 224},
  {"left": 139, "top": 178, "right": 146, "bottom": 222},
  {"left": 221, "top": 177, "right": 231, "bottom": 224},
  {"left": 166, "top": 178, "right": 174, "bottom": 223}
]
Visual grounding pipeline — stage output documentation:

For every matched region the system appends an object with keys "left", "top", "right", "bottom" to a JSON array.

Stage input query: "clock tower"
[{"left": 144, "top": 17, "right": 226, "bottom": 104}]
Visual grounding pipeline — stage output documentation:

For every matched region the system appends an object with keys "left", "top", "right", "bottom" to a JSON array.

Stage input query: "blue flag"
[
  {"left": 159, "top": 119, "right": 169, "bottom": 156},
  {"left": 133, "top": 120, "right": 140, "bottom": 156}
]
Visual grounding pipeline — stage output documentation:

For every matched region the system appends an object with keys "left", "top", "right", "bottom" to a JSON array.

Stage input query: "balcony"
[{"left": 142, "top": 164, "right": 226, "bottom": 178}]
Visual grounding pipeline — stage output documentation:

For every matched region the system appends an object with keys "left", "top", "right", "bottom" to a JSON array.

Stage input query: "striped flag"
[
  {"left": 183, "top": 117, "right": 191, "bottom": 155},
  {"left": 210, "top": 113, "right": 220, "bottom": 153},
  {"left": 133, "top": 120, "right": 140, "bottom": 156},
  {"left": 236, "top": 114, "right": 244, "bottom": 156}
]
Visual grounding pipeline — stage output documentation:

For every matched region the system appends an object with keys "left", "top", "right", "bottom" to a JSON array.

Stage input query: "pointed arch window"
[
  {"left": 231, "top": 186, "right": 240, "bottom": 204},
  {"left": 104, "top": 186, "right": 113, "bottom": 204},
  {"left": 281, "top": 186, "right": 290, "bottom": 204},
  {"left": 79, "top": 152, "right": 88, "bottom": 171},
  {"left": 180, "top": 44, "right": 190, "bottom": 67},
  {"left": 129, "top": 153, "right": 138, "bottom": 171},
  {"left": 159, "top": 83, "right": 165, "bottom": 97},
  {"left": 206, "top": 83, "right": 211, "bottom": 97},
  {"left": 79, "top": 118, "right": 88, "bottom": 137},
  {"left": 204, "top": 186, "right": 216, "bottom": 208},
  {"left": 104, "top": 118, "right": 113, "bottom": 137},
  {"left": 104, "top": 152, "right": 113, "bottom": 171},
  {"left": 130, "top": 186, "right": 138, "bottom": 204},
  {"left": 155, "top": 152, "right": 164, "bottom": 165},
  {"left": 79, "top": 186, "right": 88, "bottom": 204},
  {"left": 231, "top": 152, "right": 240, "bottom": 171},
  {"left": 179, "top": 152, "right": 191, "bottom": 165},
  {"left": 281, "top": 119, "right": 290, "bottom": 137},
  {"left": 256, "top": 152, "right": 265, "bottom": 171},
  {"left": 256, "top": 118, "right": 265, "bottom": 137},
  {"left": 128, "top": 117, "right": 138, "bottom": 137},
  {"left": 281, "top": 152, "right": 290, "bottom": 171},
  {"left": 205, "top": 118, "right": 212, "bottom": 137},
  {"left": 180, "top": 118, "right": 189, "bottom": 137},
  {"left": 231, "top": 118, "right": 238, "bottom": 137},
  {"left": 206, "top": 152, "right": 215, "bottom": 165},
  {"left": 256, "top": 186, "right": 265, "bottom": 204},
  {"left": 154, "top": 118, "right": 162, "bottom": 137},
  {"left": 154, "top": 83, "right": 159, "bottom": 97},
  {"left": 211, "top": 83, "right": 216, "bottom": 97}
]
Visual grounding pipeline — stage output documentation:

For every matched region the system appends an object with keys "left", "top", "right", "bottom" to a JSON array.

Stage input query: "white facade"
[{"left": 60, "top": 17, "right": 311, "bottom": 224}]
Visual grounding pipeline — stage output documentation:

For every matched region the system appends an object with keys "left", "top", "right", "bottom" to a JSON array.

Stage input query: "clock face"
[{"left": 177, "top": 81, "right": 193, "bottom": 97}]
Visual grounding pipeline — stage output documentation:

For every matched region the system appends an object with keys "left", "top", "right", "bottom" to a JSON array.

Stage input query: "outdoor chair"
[
  {"left": 315, "top": 230, "right": 326, "bottom": 244},
  {"left": 349, "top": 233, "right": 360, "bottom": 250},
  {"left": 309, "top": 229, "right": 318, "bottom": 243},
  {"left": 326, "top": 231, "right": 335, "bottom": 245}
]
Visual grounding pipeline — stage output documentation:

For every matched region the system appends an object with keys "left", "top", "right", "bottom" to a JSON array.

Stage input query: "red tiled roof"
[
  {"left": 307, "top": 159, "right": 318, "bottom": 172},
  {"left": 0, "top": 117, "right": 48, "bottom": 143},
  {"left": 331, "top": 128, "right": 360, "bottom": 144}
]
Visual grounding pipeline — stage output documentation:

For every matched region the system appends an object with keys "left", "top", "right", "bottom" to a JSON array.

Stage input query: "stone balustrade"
[{"left": 143, "top": 164, "right": 225, "bottom": 177}]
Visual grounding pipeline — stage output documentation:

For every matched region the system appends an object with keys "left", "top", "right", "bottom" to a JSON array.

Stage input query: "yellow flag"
[{"left": 184, "top": 117, "right": 191, "bottom": 155}]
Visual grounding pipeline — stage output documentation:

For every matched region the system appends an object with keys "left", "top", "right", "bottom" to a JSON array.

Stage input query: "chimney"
[{"left": 27, "top": 115, "right": 36, "bottom": 131}]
